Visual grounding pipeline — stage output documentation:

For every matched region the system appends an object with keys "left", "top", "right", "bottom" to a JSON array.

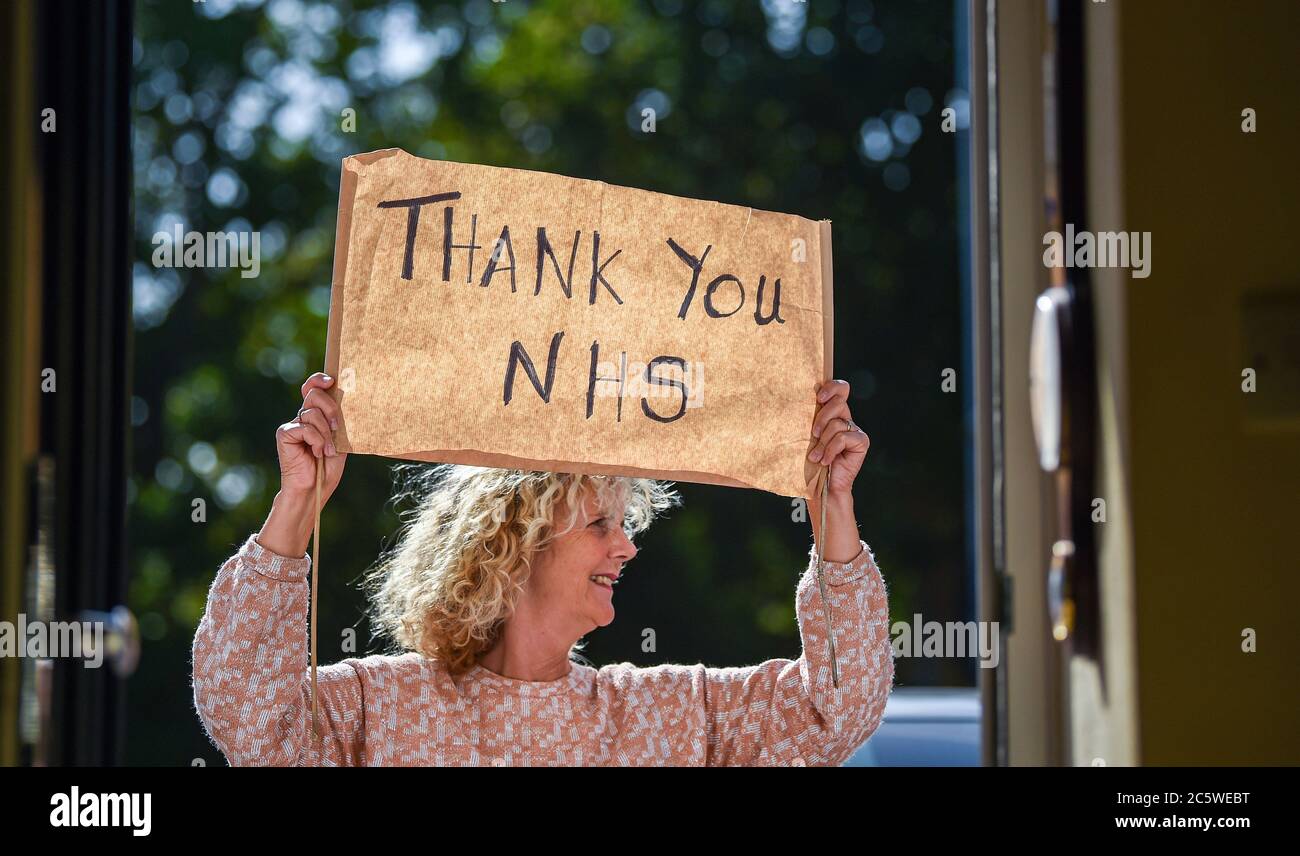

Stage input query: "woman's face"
[{"left": 526, "top": 488, "right": 639, "bottom": 636}]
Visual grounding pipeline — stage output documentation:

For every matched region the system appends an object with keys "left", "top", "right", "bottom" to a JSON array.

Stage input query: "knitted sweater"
[{"left": 191, "top": 532, "right": 895, "bottom": 766}]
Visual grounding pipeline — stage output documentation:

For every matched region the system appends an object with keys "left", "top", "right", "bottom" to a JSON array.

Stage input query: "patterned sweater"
[{"left": 191, "top": 532, "right": 895, "bottom": 766}]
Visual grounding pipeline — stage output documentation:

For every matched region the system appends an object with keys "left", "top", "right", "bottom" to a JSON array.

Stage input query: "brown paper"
[{"left": 323, "top": 148, "right": 833, "bottom": 499}]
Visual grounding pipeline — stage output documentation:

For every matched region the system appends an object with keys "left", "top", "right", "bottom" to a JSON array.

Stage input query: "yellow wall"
[{"left": 1118, "top": 0, "right": 1300, "bottom": 763}]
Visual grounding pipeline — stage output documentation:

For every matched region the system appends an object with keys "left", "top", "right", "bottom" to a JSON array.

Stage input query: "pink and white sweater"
[{"left": 191, "top": 532, "right": 895, "bottom": 766}]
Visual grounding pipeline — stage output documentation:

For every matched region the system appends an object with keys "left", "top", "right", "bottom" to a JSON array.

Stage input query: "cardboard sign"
[{"left": 323, "top": 148, "right": 833, "bottom": 498}]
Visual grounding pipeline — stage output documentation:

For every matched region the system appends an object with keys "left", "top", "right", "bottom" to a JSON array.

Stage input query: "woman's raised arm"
[
  {"left": 190, "top": 372, "right": 363, "bottom": 765},
  {"left": 702, "top": 538, "right": 894, "bottom": 766},
  {"left": 702, "top": 378, "right": 892, "bottom": 765},
  {"left": 191, "top": 534, "right": 367, "bottom": 766}
]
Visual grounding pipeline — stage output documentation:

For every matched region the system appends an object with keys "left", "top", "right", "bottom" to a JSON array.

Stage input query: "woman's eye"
[{"left": 589, "top": 517, "right": 607, "bottom": 529}]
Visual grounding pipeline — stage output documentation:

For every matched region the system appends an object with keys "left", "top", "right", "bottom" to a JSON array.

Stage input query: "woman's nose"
[{"left": 612, "top": 529, "right": 637, "bottom": 561}]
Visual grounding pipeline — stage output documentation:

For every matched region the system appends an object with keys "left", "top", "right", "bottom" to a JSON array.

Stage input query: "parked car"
[{"left": 846, "top": 686, "right": 981, "bottom": 766}]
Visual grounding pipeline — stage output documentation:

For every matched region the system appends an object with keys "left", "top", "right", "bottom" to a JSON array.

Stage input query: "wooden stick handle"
[
  {"left": 811, "top": 466, "right": 840, "bottom": 688},
  {"left": 310, "top": 454, "right": 322, "bottom": 740}
]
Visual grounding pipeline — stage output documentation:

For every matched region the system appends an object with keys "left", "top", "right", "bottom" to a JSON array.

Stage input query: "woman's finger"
[
  {"left": 302, "top": 386, "right": 341, "bottom": 431},
  {"left": 812, "top": 398, "right": 850, "bottom": 439},
  {"left": 819, "top": 424, "right": 868, "bottom": 471},
  {"left": 297, "top": 407, "right": 336, "bottom": 455},
  {"left": 816, "top": 378, "right": 850, "bottom": 404},
  {"left": 808, "top": 416, "right": 853, "bottom": 463},
  {"left": 280, "top": 421, "right": 327, "bottom": 458},
  {"left": 300, "top": 372, "right": 335, "bottom": 400}
]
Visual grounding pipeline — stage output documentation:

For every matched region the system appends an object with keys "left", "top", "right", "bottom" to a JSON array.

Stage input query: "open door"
[
  {"left": 977, "top": 0, "right": 1300, "bottom": 766},
  {"left": 0, "top": 0, "right": 137, "bottom": 767}
]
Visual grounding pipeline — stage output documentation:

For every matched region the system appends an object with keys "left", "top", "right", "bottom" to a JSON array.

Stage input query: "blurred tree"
[{"left": 130, "top": 0, "right": 964, "bottom": 764}]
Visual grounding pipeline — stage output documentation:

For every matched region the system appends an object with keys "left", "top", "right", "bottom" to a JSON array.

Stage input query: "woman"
[{"left": 191, "top": 372, "right": 894, "bottom": 766}]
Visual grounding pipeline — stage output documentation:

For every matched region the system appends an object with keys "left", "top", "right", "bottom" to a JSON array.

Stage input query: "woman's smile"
[{"left": 588, "top": 572, "right": 619, "bottom": 591}]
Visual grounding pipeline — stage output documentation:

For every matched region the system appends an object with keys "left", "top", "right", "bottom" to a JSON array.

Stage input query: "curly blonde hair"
[{"left": 362, "top": 464, "right": 680, "bottom": 677}]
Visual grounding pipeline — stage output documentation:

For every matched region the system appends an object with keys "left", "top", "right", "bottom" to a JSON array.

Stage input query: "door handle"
[
  {"left": 76, "top": 606, "right": 140, "bottom": 678},
  {"left": 1047, "top": 538, "right": 1075, "bottom": 641},
  {"left": 1030, "top": 284, "right": 1098, "bottom": 659}
]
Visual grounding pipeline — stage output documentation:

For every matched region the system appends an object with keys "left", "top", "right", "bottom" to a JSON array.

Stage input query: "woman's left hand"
[{"left": 808, "top": 379, "right": 870, "bottom": 498}]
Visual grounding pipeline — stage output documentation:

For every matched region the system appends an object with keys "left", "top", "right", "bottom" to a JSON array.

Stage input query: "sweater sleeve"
[
  {"left": 702, "top": 540, "right": 894, "bottom": 766},
  {"left": 191, "top": 533, "right": 367, "bottom": 766}
]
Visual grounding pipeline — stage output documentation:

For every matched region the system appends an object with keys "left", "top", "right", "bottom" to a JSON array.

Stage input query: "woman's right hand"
[
  {"left": 258, "top": 372, "right": 347, "bottom": 557},
  {"left": 277, "top": 372, "right": 347, "bottom": 503}
]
